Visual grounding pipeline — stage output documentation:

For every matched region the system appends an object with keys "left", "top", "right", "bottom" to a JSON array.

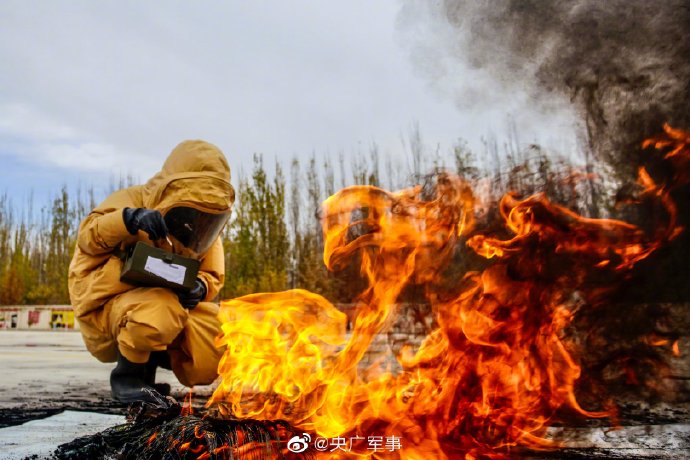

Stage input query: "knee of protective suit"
[
  {"left": 115, "top": 287, "right": 189, "bottom": 362},
  {"left": 169, "top": 301, "right": 224, "bottom": 387},
  {"left": 172, "top": 352, "right": 222, "bottom": 387}
]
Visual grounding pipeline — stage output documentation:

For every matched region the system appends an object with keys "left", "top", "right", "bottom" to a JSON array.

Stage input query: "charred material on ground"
[{"left": 53, "top": 396, "right": 310, "bottom": 460}]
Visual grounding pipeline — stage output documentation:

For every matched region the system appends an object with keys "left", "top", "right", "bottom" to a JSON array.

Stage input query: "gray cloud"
[{"left": 0, "top": 1, "right": 471, "bottom": 191}]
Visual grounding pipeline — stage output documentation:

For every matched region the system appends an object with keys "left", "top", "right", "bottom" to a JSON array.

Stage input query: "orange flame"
[
  {"left": 209, "top": 129, "right": 690, "bottom": 458},
  {"left": 182, "top": 388, "right": 194, "bottom": 417}
]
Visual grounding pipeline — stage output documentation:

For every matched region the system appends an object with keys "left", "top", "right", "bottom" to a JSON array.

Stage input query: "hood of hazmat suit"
[
  {"left": 142, "top": 141, "right": 234, "bottom": 258},
  {"left": 68, "top": 140, "right": 234, "bottom": 362}
]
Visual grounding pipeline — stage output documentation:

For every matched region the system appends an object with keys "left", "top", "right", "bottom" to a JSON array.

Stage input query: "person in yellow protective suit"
[{"left": 68, "top": 140, "right": 235, "bottom": 403}]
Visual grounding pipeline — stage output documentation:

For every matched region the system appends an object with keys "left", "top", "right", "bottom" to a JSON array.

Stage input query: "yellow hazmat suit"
[{"left": 68, "top": 141, "right": 235, "bottom": 387}]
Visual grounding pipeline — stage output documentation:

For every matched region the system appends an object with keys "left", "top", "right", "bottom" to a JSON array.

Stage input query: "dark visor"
[{"left": 164, "top": 206, "right": 230, "bottom": 255}]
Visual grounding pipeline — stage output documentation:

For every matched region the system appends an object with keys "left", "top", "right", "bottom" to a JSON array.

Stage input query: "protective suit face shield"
[{"left": 163, "top": 206, "right": 231, "bottom": 256}]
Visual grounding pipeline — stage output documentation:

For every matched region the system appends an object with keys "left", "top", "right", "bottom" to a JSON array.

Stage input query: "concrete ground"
[
  {"left": 0, "top": 330, "right": 215, "bottom": 428},
  {"left": 0, "top": 410, "right": 125, "bottom": 459}
]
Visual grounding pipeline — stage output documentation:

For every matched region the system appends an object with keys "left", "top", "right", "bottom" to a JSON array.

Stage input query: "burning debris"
[
  {"left": 54, "top": 392, "right": 310, "bottom": 460},
  {"left": 51, "top": 127, "right": 690, "bottom": 459}
]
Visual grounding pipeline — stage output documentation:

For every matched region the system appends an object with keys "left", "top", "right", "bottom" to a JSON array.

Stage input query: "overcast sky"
[{"left": 0, "top": 1, "right": 580, "bottom": 206}]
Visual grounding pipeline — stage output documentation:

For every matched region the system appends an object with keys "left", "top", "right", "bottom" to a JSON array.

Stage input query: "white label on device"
[{"left": 144, "top": 256, "right": 186, "bottom": 285}]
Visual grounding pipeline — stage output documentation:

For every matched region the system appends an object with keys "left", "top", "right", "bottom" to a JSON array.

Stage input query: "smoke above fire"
[{"left": 399, "top": 0, "right": 690, "bottom": 177}]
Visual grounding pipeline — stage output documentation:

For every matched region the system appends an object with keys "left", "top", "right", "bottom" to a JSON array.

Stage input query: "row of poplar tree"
[{"left": 0, "top": 130, "right": 609, "bottom": 306}]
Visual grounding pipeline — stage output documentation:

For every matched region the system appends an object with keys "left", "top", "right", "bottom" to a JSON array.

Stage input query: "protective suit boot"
[
  {"left": 145, "top": 351, "right": 172, "bottom": 397},
  {"left": 110, "top": 351, "right": 164, "bottom": 404}
]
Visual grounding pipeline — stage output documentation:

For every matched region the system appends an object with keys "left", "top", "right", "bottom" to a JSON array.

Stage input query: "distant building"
[{"left": 0, "top": 305, "right": 78, "bottom": 330}]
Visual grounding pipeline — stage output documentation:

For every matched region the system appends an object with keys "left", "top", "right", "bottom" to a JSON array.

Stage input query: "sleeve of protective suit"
[
  {"left": 77, "top": 208, "right": 131, "bottom": 256},
  {"left": 197, "top": 237, "right": 225, "bottom": 301},
  {"left": 76, "top": 188, "right": 139, "bottom": 256}
]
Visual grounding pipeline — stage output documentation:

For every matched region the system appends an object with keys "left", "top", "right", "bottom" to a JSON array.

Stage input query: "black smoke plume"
[{"left": 416, "top": 0, "right": 690, "bottom": 180}]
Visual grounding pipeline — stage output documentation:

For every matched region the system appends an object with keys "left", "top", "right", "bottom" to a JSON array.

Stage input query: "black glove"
[
  {"left": 176, "top": 278, "right": 207, "bottom": 309},
  {"left": 123, "top": 208, "right": 168, "bottom": 240}
]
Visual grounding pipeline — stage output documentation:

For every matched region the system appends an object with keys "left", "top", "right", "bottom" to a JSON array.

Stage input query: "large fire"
[{"left": 206, "top": 125, "right": 689, "bottom": 459}]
